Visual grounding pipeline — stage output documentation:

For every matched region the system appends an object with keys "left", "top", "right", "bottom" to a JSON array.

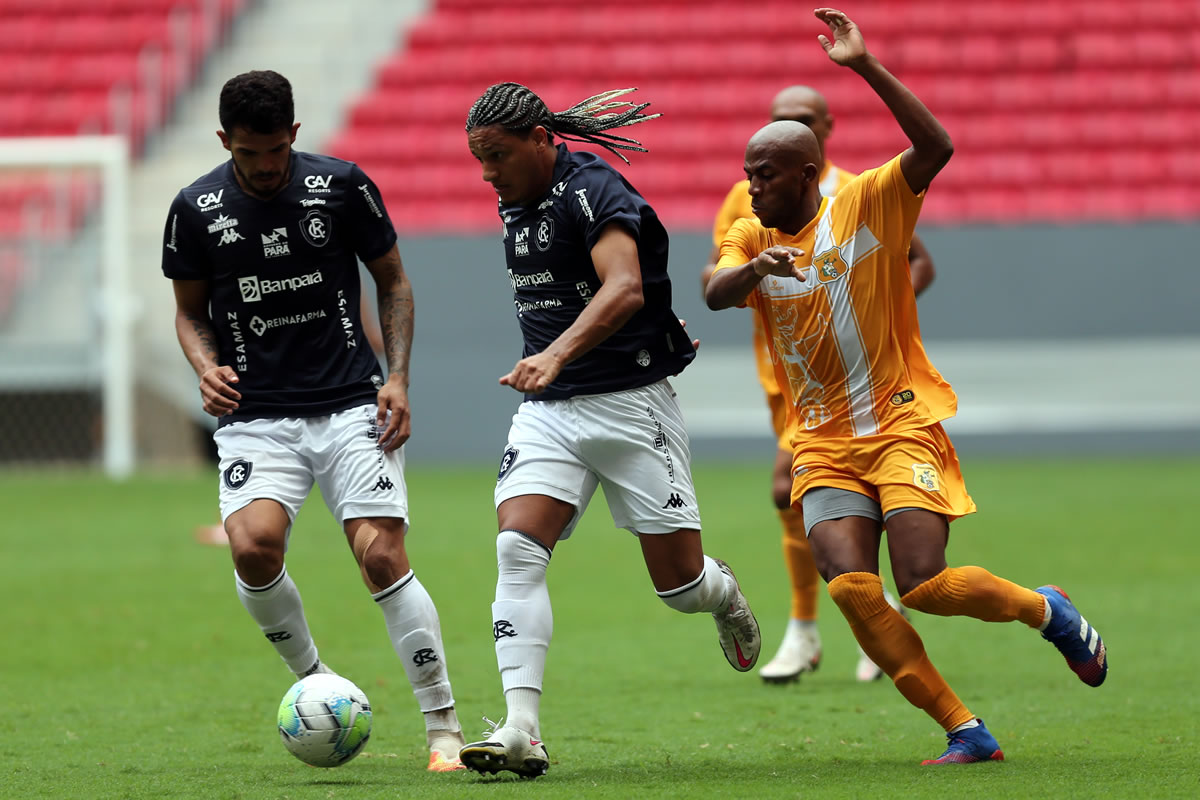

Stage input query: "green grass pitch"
[{"left": 2, "top": 458, "right": 1198, "bottom": 799}]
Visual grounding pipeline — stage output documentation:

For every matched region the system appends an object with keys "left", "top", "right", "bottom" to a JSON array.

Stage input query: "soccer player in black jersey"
[
  {"left": 161, "top": 70, "right": 465, "bottom": 772},
  {"left": 456, "top": 82, "right": 762, "bottom": 779}
]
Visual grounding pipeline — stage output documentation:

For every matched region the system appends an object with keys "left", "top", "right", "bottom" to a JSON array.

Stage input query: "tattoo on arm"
[
  {"left": 185, "top": 313, "right": 219, "bottom": 363},
  {"left": 373, "top": 249, "right": 414, "bottom": 384}
]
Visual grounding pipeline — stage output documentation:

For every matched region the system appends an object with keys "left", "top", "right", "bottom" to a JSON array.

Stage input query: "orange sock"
[
  {"left": 781, "top": 507, "right": 819, "bottom": 620},
  {"left": 901, "top": 566, "right": 1047, "bottom": 628},
  {"left": 828, "top": 572, "right": 975, "bottom": 732}
]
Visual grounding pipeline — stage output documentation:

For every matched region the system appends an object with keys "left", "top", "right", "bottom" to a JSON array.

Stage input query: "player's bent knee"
[{"left": 231, "top": 539, "right": 284, "bottom": 585}]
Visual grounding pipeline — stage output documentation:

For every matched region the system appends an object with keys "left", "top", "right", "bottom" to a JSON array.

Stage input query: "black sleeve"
[
  {"left": 344, "top": 164, "right": 398, "bottom": 263},
  {"left": 160, "top": 192, "right": 209, "bottom": 279},
  {"left": 569, "top": 168, "right": 642, "bottom": 252}
]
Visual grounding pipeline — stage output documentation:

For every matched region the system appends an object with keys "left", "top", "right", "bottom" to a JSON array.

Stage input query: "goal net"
[{"left": 0, "top": 136, "right": 133, "bottom": 478}]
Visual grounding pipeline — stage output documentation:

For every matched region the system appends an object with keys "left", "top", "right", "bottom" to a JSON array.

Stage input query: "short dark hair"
[
  {"left": 465, "top": 82, "right": 660, "bottom": 164},
  {"left": 219, "top": 70, "right": 294, "bottom": 135}
]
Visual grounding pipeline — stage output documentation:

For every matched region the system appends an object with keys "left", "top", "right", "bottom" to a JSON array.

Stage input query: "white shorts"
[
  {"left": 494, "top": 379, "right": 702, "bottom": 538},
  {"left": 213, "top": 403, "right": 408, "bottom": 526}
]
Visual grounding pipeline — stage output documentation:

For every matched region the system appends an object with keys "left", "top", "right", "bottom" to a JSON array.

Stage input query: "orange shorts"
[{"left": 789, "top": 422, "right": 977, "bottom": 522}]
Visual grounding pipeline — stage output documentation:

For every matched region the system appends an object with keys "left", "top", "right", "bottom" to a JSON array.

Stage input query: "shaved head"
[
  {"left": 743, "top": 121, "right": 822, "bottom": 234},
  {"left": 768, "top": 85, "right": 834, "bottom": 157},
  {"left": 747, "top": 120, "right": 822, "bottom": 167}
]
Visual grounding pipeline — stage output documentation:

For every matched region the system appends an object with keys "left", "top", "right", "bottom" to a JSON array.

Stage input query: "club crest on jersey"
[
  {"left": 535, "top": 217, "right": 554, "bottom": 252},
  {"left": 813, "top": 247, "right": 849, "bottom": 283},
  {"left": 497, "top": 446, "right": 519, "bottom": 482},
  {"left": 261, "top": 227, "right": 290, "bottom": 258},
  {"left": 912, "top": 463, "right": 940, "bottom": 492},
  {"left": 224, "top": 459, "right": 252, "bottom": 490},
  {"left": 300, "top": 209, "right": 331, "bottom": 248}
]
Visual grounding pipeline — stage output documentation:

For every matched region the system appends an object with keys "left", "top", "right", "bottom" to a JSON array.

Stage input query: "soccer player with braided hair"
[{"left": 458, "top": 82, "right": 761, "bottom": 778}]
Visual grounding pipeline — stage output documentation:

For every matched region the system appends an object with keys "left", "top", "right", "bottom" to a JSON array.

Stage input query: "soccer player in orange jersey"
[
  {"left": 706, "top": 8, "right": 1108, "bottom": 765},
  {"left": 703, "top": 85, "right": 936, "bottom": 685}
]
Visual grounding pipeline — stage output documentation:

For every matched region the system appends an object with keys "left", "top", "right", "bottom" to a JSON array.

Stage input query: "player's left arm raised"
[
  {"left": 365, "top": 243, "right": 413, "bottom": 451},
  {"left": 500, "top": 223, "right": 644, "bottom": 394},
  {"left": 816, "top": 7, "right": 953, "bottom": 193}
]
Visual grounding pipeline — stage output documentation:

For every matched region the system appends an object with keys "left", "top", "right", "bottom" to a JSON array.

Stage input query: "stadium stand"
[
  {"left": 329, "top": 0, "right": 1200, "bottom": 232},
  {"left": 0, "top": 0, "right": 247, "bottom": 322}
]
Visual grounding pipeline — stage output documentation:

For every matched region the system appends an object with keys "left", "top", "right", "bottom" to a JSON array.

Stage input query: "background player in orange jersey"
[
  {"left": 706, "top": 8, "right": 1107, "bottom": 765},
  {"left": 702, "top": 85, "right": 935, "bottom": 685}
]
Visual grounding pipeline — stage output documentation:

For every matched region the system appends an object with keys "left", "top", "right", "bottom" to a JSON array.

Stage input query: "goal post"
[{"left": 0, "top": 136, "right": 134, "bottom": 478}]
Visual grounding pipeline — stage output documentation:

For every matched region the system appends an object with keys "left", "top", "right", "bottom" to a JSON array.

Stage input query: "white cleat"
[
  {"left": 294, "top": 659, "right": 334, "bottom": 679},
  {"left": 759, "top": 624, "right": 822, "bottom": 684},
  {"left": 459, "top": 721, "right": 549, "bottom": 779},
  {"left": 712, "top": 559, "right": 761, "bottom": 672},
  {"left": 855, "top": 590, "right": 910, "bottom": 682}
]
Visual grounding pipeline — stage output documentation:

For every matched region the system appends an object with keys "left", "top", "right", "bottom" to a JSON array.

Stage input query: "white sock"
[
  {"left": 492, "top": 530, "right": 552, "bottom": 738},
  {"left": 373, "top": 570, "right": 456, "bottom": 722},
  {"left": 787, "top": 618, "right": 819, "bottom": 642},
  {"left": 656, "top": 555, "right": 734, "bottom": 614},
  {"left": 949, "top": 718, "right": 981, "bottom": 733},
  {"left": 235, "top": 566, "right": 319, "bottom": 677}
]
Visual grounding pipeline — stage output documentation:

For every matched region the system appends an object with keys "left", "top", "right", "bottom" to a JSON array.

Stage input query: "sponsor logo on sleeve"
[
  {"left": 575, "top": 188, "right": 594, "bottom": 222},
  {"left": 358, "top": 183, "right": 383, "bottom": 218},
  {"left": 165, "top": 214, "right": 178, "bottom": 252}
]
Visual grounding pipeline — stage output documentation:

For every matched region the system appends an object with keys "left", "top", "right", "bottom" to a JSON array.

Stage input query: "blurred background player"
[
  {"left": 707, "top": 8, "right": 1107, "bottom": 765},
  {"left": 457, "top": 82, "right": 760, "bottom": 779},
  {"left": 702, "top": 84, "right": 935, "bottom": 684},
  {"left": 161, "top": 70, "right": 466, "bottom": 772}
]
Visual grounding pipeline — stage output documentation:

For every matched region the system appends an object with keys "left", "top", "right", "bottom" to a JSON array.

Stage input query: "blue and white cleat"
[
  {"left": 921, "top": 719, "right": 1004, "bottom": 765},
  {"left": 1036, "top": 585, "right": 1108, "bottom": 687}
]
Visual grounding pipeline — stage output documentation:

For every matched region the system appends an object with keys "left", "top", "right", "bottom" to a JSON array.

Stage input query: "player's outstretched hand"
[
  {"left": 753, "top": 246, "right": 809, "bottom": 281},
  {"left": 199, "top": 365, "right": 241, "bottom": 417},
  {"left": 814, "top": 8, "right": 868, "bottom": 67},
  {"left": 375, "top": 377, "right": 411, "bottom": 452},
  {"left": 500, "top": 351, "right": 564, "bottom": 395}
]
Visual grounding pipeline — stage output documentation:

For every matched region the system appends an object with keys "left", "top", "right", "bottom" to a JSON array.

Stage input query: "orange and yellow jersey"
[
  {"left": 712, "top": 161, "right": 857, "bottom": 436},
  {"left": 715, "top": 154, "right": 956, "bottom": 450}
]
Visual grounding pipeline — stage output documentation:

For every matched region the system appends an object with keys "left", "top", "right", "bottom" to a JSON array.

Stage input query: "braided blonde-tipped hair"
[{"left": 465, "top": 82, "right": 660, "bottom": 163}]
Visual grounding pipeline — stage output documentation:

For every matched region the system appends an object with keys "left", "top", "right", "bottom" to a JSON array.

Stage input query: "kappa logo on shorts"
[
  {"left": 497, "top": 446, "right": 519, "bottom": 482},
  {"left": 372, "top": 476, "right": 395, "bottom": 491},
  {"left": 661, "top": 493, "right": 687, "bottom": 509},
  {"left": 912, "top": 463, "right": 940, "bottom": 492},
  {"left": 223, "top": 459, "right": 252, "bottom": 490}
]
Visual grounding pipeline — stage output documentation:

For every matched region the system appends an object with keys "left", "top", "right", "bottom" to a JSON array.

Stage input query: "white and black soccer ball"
[{"left": 277, "top": 673, "right": 372, "bottom": 768}]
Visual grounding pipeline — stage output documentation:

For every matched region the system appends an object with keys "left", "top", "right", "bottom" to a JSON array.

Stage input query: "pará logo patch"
[
  {"left": 813, "top": 247, "right": 849, "bottom": 283},
  {"left": 535, "top": 216, "right": 554, "bottom": 251},
  {"left": 891, "top": 389, "right": 915, "bottom": 406},
  {"left": 497, "top": 446, "right": 519, "bottom": 482},
  {"left": 912, "top": 463, "right": 940, "bottom": 492},
  {"left": 224, "top": 459, "right": 252, "bottom": 490}
]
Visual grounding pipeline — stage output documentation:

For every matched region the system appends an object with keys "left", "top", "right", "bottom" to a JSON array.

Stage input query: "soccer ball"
[{"left": 277, "top": 673, "right": 372, "bottom": 768}]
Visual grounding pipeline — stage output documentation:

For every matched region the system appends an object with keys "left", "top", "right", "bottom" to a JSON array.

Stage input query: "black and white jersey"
[
  {"left": 497, "top": 144, "right": 695, "bottom": 400},
  {"left": 161, "top": 151, "right": 396, "bottom": 424}
]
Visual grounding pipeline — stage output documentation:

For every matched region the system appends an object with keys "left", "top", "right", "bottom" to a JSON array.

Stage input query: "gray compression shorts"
[{"left": 801, "top": 486, "right": 922, "bottom": 536}]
